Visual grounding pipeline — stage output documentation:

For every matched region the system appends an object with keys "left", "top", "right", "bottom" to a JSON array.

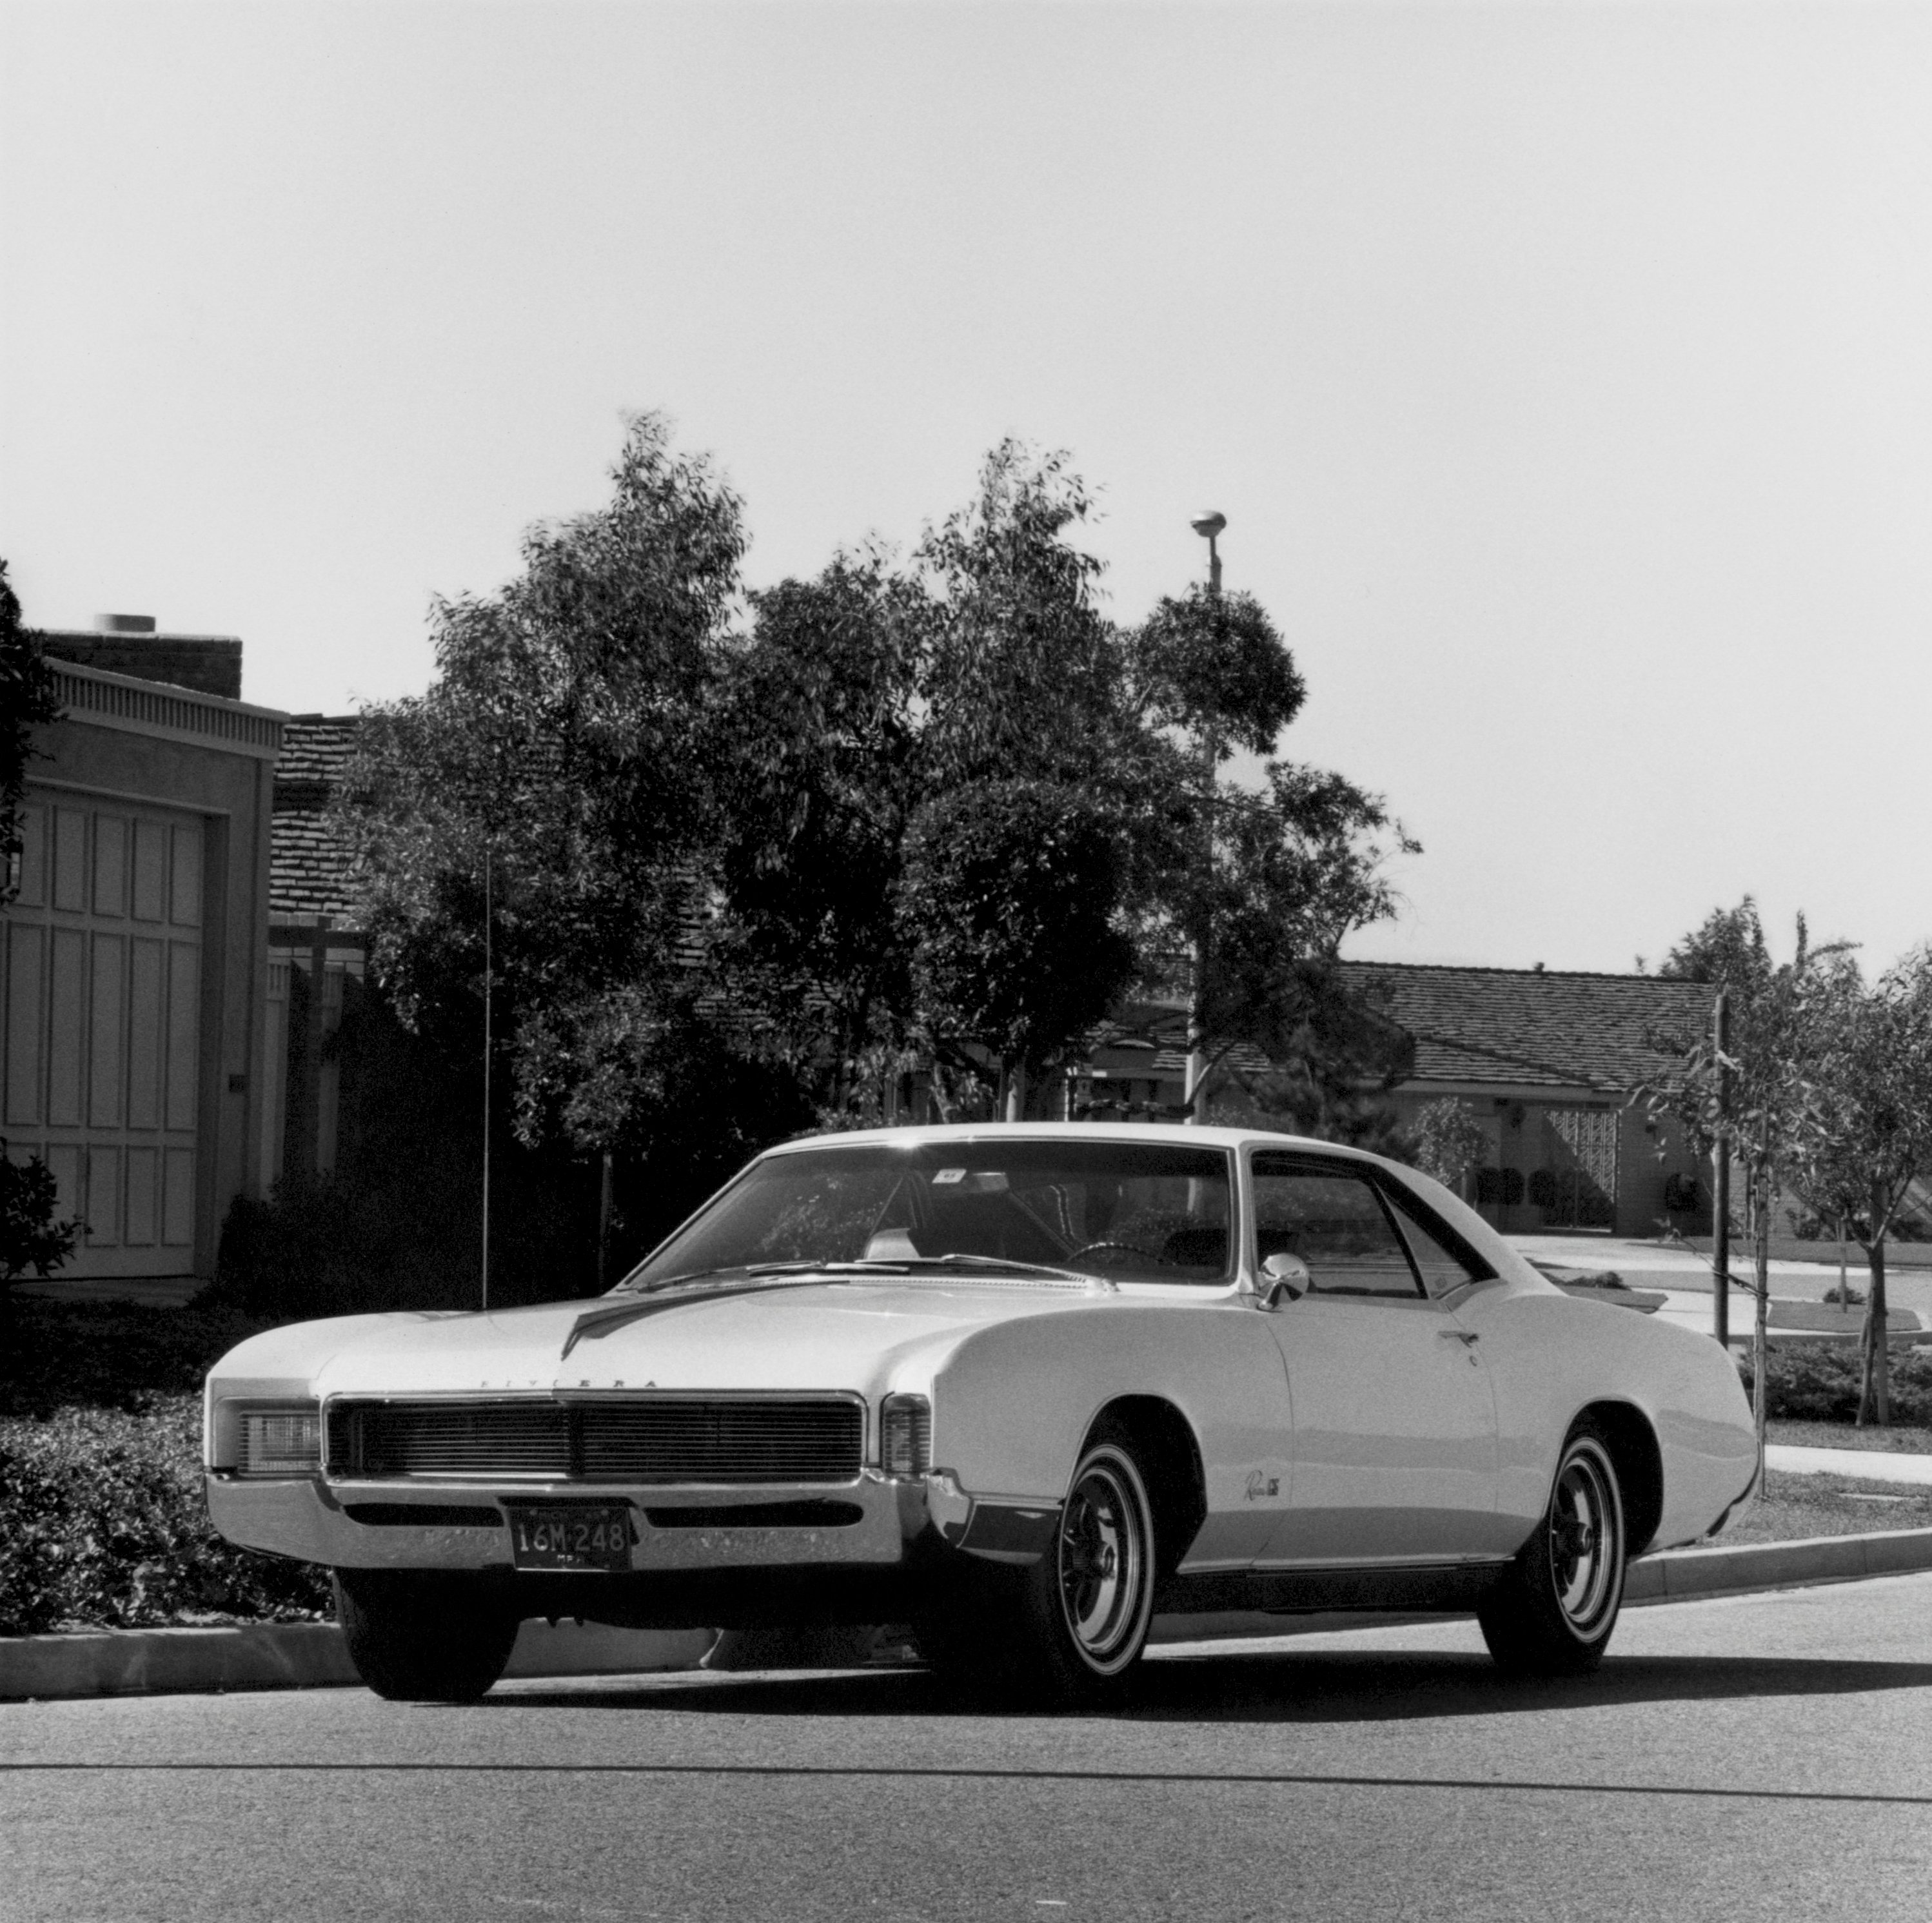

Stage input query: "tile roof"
[
  {"left": 1338, "top": 962, "right": 1712, "bottom": 1094},
  {"left": 271, "top": 715, "right": 360, "bottom": 924}
]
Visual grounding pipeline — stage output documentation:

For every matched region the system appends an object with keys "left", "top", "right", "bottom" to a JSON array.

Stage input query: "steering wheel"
[{"left": 1063, "top": 1239, "right": 1175, "bottom": 1270}]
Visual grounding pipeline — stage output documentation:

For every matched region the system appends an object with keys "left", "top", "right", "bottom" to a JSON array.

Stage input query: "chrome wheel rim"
[
  {"left": 1056, "top": 1452, "right": 1148, "bottom": 1672},
  {"left": 1548, "top": 1439, "right": 1620, "bottom": 1635}
]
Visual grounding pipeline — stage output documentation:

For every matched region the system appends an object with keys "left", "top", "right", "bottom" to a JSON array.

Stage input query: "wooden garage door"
[{"left": 3, "top": 796, "right": 204, "bottom": 1276}]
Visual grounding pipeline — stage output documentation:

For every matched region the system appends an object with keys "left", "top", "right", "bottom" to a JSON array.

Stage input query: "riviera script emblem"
[{"left": 1244, "top": 1470, "right": 1280, "bottom": 1501}]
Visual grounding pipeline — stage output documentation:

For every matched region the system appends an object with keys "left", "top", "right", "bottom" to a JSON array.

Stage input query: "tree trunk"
[{"left": 1858, "top": 1223, "right": 1891, "bottom": 1427}]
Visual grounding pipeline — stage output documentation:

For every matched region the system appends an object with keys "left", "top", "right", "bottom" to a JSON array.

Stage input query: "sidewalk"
[
  {"left": 1766, "top": 1443, "right": 1932, "bottom": 1485},
  {"left": 1510, "top": 1232, "right": 1932, "bottom": 1317}
]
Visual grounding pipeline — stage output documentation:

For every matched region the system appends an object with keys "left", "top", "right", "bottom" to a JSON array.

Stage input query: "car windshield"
[{"left": 623, "top": 1138, "right": 1237, "bottom": 1288}]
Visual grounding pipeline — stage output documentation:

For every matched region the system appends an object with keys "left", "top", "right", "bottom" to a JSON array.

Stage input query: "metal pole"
[
  {"left": 1185, "top": 528, "right": 1222, "bottom": 1123},
  {"left": 1711, "top": 987, "right": 1730, "bottom": 1346},
  {"left": 481, "top": 846, "right": 491, "bottom": 1311},
  {"left": 597, "top": 1150, "right": 613, "bottom": 1291}
]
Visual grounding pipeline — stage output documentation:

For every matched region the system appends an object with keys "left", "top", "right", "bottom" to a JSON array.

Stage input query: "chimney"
[{"left": 40, "top": 616, "right": 245, "bottom": 700}]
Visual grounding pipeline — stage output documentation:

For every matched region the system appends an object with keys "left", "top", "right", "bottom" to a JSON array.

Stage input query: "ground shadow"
[{"left": 490, "top": 1648, "right": 1932, "bottom": 1724}]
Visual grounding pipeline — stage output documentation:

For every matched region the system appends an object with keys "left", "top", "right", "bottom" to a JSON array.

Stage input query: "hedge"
[
  {"left": 0, "top": 1395, "right": 330, "bottom": 1637},
  {"left": 1739, "top": 1341, "right": 1932, "bottom": 1426}
]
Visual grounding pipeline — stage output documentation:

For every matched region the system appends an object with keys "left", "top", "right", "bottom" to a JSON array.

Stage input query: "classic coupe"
[{"left": 203, "top": 1125, "right": 1756, "bottom": 1704}]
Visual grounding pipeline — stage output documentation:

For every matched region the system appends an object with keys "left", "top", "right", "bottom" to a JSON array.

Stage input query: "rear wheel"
[
  {"left": 1479, "top": 1421, "right": 1626, "bottom": 1677},
  {"left": 333, "top": 1570, "right": 520, "bottom": 1702}
]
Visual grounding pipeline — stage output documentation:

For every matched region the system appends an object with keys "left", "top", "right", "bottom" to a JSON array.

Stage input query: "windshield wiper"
[
  {"left": 615, "top": 1254, "right": 1101, "bottom": 1296},
  {"left": 610, "top": 1260, "right": 839, "bottom": 1297},
  {"left": 876, "top": 1253, "right": 1105, "bottom": 1285}
]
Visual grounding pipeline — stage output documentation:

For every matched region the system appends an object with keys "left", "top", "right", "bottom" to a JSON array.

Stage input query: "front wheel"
[
  {"left": 333, "top": 1570, "right": 520, "bottom": 1702},
  {"left": 914, "top": 1433, "right": 1159, "bottom": 1708},
  {"left": 1479, "top": 1421, "right": 1626, "bottom": 1677}
]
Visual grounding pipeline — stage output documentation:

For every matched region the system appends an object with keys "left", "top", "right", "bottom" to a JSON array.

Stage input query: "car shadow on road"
[{"left": 491, "top": 1649, "right": 1932, "bottom": 1724}]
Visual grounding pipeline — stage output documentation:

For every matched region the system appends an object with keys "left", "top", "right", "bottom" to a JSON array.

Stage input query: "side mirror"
[{"left": 1257, "top": 1252, "right": 1311, "bottom": 1308}]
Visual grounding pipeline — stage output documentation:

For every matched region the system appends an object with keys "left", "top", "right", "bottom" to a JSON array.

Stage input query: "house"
[
  {"left": 3, "top": 618, "right": 286, "bottom": 1281},
  {"left": 1343, "top": 963, "right": 1711, "bottom": 1239},
  {"left": 1083, "top": 963, "right": 1712, "bottom": 1239}
]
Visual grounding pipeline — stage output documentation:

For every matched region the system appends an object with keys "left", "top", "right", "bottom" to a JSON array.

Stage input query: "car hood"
[{"left": 241, "top": 1276, "right": 1119, "bottom": 1403}]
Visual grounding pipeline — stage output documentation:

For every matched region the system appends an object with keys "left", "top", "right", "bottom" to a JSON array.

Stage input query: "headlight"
[
  {"left": 880, "top": 1394, "right": 931, "bottom": 1477},
  {"left": 232, "top": 1403, "right": 323, "bottom": 1476}
]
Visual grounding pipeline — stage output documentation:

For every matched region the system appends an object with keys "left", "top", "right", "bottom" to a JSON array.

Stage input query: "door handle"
[{"left": 1439, "top": 1329, "right": 1479, "bottom": 1346}]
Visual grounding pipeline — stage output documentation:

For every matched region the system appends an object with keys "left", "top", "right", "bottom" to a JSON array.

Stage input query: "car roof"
[{"left": 760, "top": 1121, "right": 1387, "bottom": 1163}]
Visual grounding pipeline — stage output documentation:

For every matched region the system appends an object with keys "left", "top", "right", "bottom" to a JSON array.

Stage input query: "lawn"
[{"left": 1713, "top": 1471, "right": 1932, "bottom": 1545}]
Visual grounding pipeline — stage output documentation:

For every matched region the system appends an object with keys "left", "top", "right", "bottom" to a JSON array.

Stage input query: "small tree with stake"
[
  {"left": 1786, "top": 947, "right": 1932, "bottom": 1426},
  {"left": 1644, "top": 916, "right": 1828, "bottom": 1488}
]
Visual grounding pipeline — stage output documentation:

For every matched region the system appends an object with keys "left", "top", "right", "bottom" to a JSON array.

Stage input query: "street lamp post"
[{"left": 1183, "top": 511, "right": 1227, "bottom": 1122}]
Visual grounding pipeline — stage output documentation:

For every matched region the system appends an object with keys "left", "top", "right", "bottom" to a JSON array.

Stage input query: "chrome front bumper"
[{"left": 206, "top": 1468, "right": 979, "bottom": 1573}]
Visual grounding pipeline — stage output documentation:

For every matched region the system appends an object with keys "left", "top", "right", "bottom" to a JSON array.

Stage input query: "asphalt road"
[{"left": 6, "top": 1577, "right": 1932, "bottom": 1923}]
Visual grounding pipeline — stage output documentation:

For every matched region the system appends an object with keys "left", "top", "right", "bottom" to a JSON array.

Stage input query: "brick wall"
[{"left": 39, "top": 633, "right": 244, "bottom": 701}]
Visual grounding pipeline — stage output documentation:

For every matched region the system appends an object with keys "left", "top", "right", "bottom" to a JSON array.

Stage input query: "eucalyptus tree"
[
  {"left": 716, "top": 443, "right": 1414, "bottom": 1125},
  {"left": 895, "top": 779, "right": 1137, "bottom": 1118},
  {"left": 1126, "top": 589, "right": 1414, "bottom": 1119},
  {"left": 342, "top": 412, "right": 754, "bottom": 1160},
  {"left": 713, "top": 442, "right": 1156, "bottom": 1120}
]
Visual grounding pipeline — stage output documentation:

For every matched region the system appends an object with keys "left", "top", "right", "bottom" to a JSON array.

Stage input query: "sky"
[{"left": 4, "top": 1, "right": 1930, "bottom": 978}]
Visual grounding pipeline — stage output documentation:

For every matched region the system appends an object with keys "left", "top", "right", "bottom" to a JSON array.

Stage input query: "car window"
[
  {"left": 1379, "top": 1183, "right": 1495, "bottom": 1298},
  {"left": 1250, "top": 1156, "right": 1423, "bottom": 1299},
  {"left": 627, "top": 1139, "right": 1236, "bottom": 1286}
]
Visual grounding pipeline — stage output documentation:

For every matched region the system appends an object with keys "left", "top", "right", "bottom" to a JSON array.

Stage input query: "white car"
[{"left": 203, "top": 1125, "right": 1756, "bottom": 1704}]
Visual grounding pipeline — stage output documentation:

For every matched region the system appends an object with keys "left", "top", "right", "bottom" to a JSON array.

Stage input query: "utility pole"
[
  {"left": 481, "top": 845, "right": 492, "bottom": 1312},
  {"left": 597, "top": 1150, "right": 614, "bottom": 1291},
  {"left": 1184, "top": 510, "right": 1226, "bottom": 1123},
  {"left": 1711, "top": 988, "right": 1731, "bottom": 1347}
]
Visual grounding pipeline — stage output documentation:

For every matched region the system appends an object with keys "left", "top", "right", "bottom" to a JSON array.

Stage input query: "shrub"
[
  {"left": 1737, "top": 1341, "right": 1932, "bottom": 1426},
  {"left": 1663, "top": 1172, "right": 1700, "bottom": 1214},
  {"left": 0, "top": 1297, "right": 270, "bottom": 1421},
  {"left": 0, "top": 1395, "right": 329, "bottom": 1636},
  {"left": 1, "top": 1137, "right": 81, "bottom": 1310}
]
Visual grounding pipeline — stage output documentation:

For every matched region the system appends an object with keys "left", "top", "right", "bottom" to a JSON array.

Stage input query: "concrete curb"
[
  {"left": 10, "top": 1530, "right": 1932, "bottom": 1702},
  {"left": 0, "top": 1620, "right": 716, "bottom": 1704},
  {"left": 1624, "top": 1524, "right": 1932, "bottom": 1604}
]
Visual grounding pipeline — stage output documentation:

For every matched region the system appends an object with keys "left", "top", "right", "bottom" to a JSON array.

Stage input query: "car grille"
[{"left": 324, "top": 1397, "right": 865, "bottom": 1485}]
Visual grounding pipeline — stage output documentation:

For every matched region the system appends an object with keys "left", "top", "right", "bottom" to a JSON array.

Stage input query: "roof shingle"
[
  {"left": 1339, "top": 962, "right": 1711, "bottom": 1094},
  {"left": 271, "top": 715, "right": 359, "bottom": 924}
]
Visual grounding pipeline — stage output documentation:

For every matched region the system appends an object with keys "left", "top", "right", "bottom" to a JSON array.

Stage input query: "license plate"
[{"left": 508, "top": 1505, "right": 633, "bottom": 1572}]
